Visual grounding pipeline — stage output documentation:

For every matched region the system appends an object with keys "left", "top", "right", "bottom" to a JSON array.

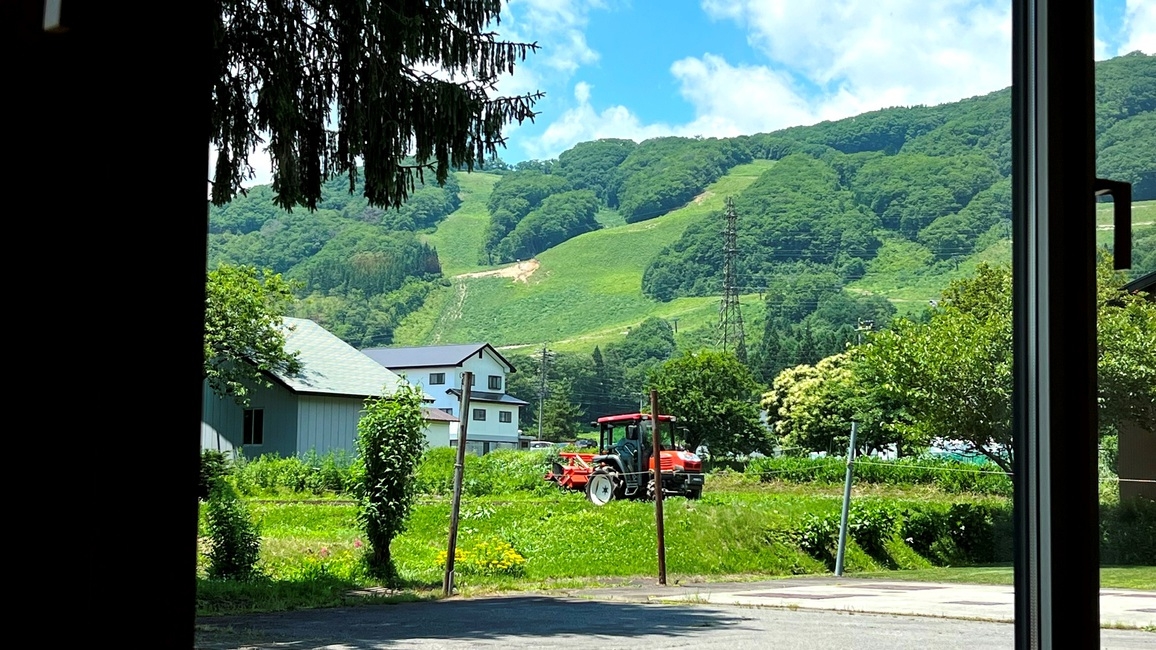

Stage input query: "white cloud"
[
  {"left": 523, "top": 0, "right": 1019, "bottom": 159},
  {"left": 668, "top": 55, "right": 817, "bottom": 136},
  {"left": 500, "top": 0, "right": 604, "bottom": 73},
  {"left": 1120, "top": 0, "right": 1156, "bottom": 54},
  {"left": 524, "top": 83, "right": 677, "bottom": 159},
  {"left": 701, "top": 0, "right": 1012, "bottom": 109}
]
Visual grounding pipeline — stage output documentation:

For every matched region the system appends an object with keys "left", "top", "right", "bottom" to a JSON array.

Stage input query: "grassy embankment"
[{"left": 196, "top": 456, "right": 1155, "bottom": 617}]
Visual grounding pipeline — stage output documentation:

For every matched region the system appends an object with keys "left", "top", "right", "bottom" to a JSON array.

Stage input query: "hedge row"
[
  {"left": 745, "top": 455, "right": 1014, "bottom": 497},
  {"left": 203, "top": 447, "right": 555, "bottom": 498},
  {"left": 794, "top": 498, "right": 1155, "bottom": 568}
]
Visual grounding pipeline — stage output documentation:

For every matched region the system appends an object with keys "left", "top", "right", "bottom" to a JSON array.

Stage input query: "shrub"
[
  {"left": 946, "top": 503, "right": 1000, "bottom": 564},
  {"left": 228, "top": 450, "right": 357, "bottom": 496},
  {"left": 199, "top": 450, "right": 232, "bottom": 501},
  {"left": 795, "top": 512, "right": 840, "bottom": 567},
  {"left": 1100, "top": 498, "right": 1156, "bottom": 565},
  {"left": 413, "top": 446, "right": 457, "bottom": 495},
  {"left": 413, "top": 447, "right": 555, "bottom": 497},
  {"left": 848, "top": 501, "right": 898, "bottom": 559},
  {"left": 900, "top": 505, "right": 950, "bottom": 561},
  {"left": 355, "top": 384, "right": 427, "bottom": 580},
  {"left": 205, "top": 479, "right": 262, "bottom": 580},
  {"left": 744, "top": 455, "right": 1012, "bottom": 496}
]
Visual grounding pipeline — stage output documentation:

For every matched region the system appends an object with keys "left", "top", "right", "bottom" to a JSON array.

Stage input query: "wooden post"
[
  {"left": 650, "top": 389, "right": 667, "bottom": 586},
  {"left": 443, "top": 372, "right": 473, "bottom": 596}
]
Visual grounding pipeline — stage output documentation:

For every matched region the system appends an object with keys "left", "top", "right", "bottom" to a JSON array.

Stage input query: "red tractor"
[{"left": 544, "top": 413, "right": 704, "bottom": 505}]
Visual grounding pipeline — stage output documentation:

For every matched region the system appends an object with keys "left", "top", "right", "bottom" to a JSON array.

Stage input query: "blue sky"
[
  {"left": 491, "top": 0, "right": 1155, "bottom": 163},
  {"left": 219, "top": 0, "right": 1153, "bottom": 186}
]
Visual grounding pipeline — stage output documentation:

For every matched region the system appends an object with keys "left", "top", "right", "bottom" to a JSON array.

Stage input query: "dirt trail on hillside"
[{"left": 455, "top": 259, "right": 540, "bottom": 283}]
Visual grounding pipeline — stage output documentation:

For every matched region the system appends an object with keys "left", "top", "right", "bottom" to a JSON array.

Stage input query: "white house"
[
  {"left": 201, "top": 317, "right": 451, "bottom": 458},
  {"left": 361, "top": 343, "right": 530, "bottom": 455}
]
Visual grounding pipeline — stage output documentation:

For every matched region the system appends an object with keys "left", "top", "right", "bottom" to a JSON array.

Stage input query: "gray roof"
[
  {"left": 446, "top": 388, "right": 530, "bottom": 406},
  {"left": 273, "top": 318, "right": 430, "bottom": 400},
  {"left": 361, "top": 343, "right": 517, "bottom": 373},
  {"left": 421, "top": 407, "right": 459, "bottom": 423}
]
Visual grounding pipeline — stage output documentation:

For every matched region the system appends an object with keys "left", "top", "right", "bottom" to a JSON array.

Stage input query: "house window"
[
  {"left": 429, "top": 372, "right": 445, "bottom": 385},
  {"left": 488, "top": 375, "right": 502, "bottom": 390},
  {"left": 243, "top": 408, "right": 264, "bottom": 446},
  {"left": 470, "top": 374, "right": 476, "bottom": 386},
  {"left": 472, "top": 408, "right": 486, "bottom": 421},
  {"left": 440, "top": 407, "right": 454, "bottom": 417},
  {"left": 499, "top": 410, "right": 512, "bottom": 423}
]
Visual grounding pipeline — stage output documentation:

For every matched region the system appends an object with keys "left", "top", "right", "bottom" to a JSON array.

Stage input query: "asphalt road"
[{"left": 195, "top": 595, "right": 1155, "bottom": 650}]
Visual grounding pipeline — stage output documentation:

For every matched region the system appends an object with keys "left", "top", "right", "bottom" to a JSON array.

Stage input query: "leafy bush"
[
  {"left": 199, "top": 450, "right": 232, "bottom": 501},
  {"left": 205, "top": 479, "right": 262, "bottom": 580},
  {"left": 744, "top": 455, "right": 1012, "bottom": 496},
  {"left": 900, "top": 505, "right": 950, "bottom": 561},
  {"left": 795, "top": 512, "right": 840, "bottom": 567},
  {"left": 413, "top": 447, "right": 555, "bottom": 497},
  {"left": 897, "top": 501, "right": 1012, "bottom": 565},
  {"left": 355, "top": 384, "right": 427, "bottom": 580},
  {"left": 946, "top": 503, "right": 1000, "bottom": 564},
  {"left": 1100, "top": 498, "right": 1156, "bottom": 565},
  {"left": 848, "top": 501, "right": 898, "bottom": 559},
  {"left": 230, "top": 450, "right": 356, "bottom": 496}
]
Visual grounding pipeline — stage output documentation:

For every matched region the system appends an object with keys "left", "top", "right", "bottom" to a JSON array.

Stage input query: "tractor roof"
[{"left": 596, "top": 413, "right": 677, "bottom": 424}]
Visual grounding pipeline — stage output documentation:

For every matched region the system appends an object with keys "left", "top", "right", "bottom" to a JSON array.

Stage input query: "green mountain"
[{"left": 207, "top": 52, "right": 1156, "bottom": 372}]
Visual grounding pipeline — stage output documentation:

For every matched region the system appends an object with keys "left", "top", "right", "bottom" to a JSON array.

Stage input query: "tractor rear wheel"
[{"left": 586, "top": 468, "right": 619, "bottom": 506}]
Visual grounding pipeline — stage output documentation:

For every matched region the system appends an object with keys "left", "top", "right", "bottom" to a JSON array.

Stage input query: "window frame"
[
  {"left": 472, "top": 408, "right": 486, "bottom": 421},
  {"left": 242, "top": 408, "right": 264, "bottom": 446},
  {"left": 429, "top": 372, "right": 446, "bottom": 385}
]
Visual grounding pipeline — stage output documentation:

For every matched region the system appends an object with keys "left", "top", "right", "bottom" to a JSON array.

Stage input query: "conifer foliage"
[{"left": 210, "top": 0, "right": 543, "bottom": 211}]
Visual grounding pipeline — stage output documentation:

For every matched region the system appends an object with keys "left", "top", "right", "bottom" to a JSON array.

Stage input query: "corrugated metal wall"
[
  {"left": 201, "top": 379, "right": 299, "bottom": 458},
  {"left": 296, "top": 395, "right": 366, "bottom": 456}
]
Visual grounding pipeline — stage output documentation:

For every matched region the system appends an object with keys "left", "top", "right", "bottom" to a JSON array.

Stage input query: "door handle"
[{"left": 1094, "top": 178, "right": 1132, "bottom": 270}]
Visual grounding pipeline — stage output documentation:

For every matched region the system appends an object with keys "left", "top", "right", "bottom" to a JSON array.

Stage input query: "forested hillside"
[{"left": 207, "top": 52, "right": 1154, "bottom": 374}]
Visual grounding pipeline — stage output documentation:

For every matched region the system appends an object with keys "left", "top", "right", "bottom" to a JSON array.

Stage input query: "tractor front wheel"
[{"left": 586, "top": 468, "right": 619, "bottom": 506}]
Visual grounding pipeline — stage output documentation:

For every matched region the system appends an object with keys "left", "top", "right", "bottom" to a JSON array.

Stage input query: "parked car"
[{"left": 529, "top": 440, "right": 554, "bottom": 449}]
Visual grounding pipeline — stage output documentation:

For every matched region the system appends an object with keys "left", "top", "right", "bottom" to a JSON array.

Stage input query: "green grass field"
[
  {"left": 420, "top": 172, "right": 500, "bottom": 277},
  {"left": 197, "top": 484, "right": 1154, "bottom": 616}
]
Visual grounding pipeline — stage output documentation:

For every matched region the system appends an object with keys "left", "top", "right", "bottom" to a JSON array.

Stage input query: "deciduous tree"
[
  {"left": 204, "top": 263, "right": 302, "bottom": 404},
  {"left": 648, "top": 349, "right": 768, "bottom": 456}
]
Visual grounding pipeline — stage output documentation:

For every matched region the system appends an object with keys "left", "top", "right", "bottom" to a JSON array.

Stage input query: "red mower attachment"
[{"left": 544, "top": 452, "right": 595, "bottom": 490}]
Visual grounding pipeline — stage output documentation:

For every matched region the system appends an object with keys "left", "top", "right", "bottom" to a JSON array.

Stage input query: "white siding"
[
  {"left": 385, "top": 347, "right": 525, "bottom": 452},
  {"left": 296, "top": 395, "right": 367, "bottom": 456},
  {"left": 424, "top": 421, "right": 452, "bottom": 448}
]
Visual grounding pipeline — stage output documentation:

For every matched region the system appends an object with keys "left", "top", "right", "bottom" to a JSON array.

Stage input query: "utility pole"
[
  {"left": 443, "top": 372, "right": 473, "bottom": 596},
  {"left": 537, "top": 343, "right": 548, "bottom": 440},
  {"left": 718, "top": 196, "right": 747, "bottom": 363},
  {"left": 835, "top": 421, "right": 858, "bottom": 577},
  {"left": 649, "top": 389, "right": 667, "bottom": 585},
  {"left": 856, "top": 319, "right": 874, "bottom": 346}
]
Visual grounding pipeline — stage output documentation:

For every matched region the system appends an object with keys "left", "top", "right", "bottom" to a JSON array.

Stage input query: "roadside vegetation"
[{"left": 197, "top": 448, "right": 1156, "bottom": 616}]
